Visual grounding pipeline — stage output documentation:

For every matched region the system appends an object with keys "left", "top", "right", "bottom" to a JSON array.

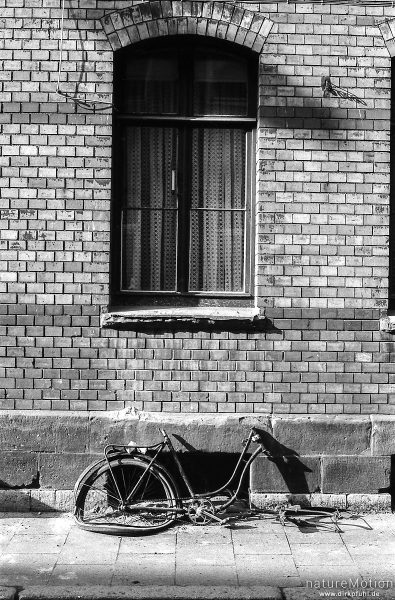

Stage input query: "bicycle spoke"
[
  {"left": 80, "top": 482, "right": 122, "bottom": 505},
  {"left": 75, "top": 457, "right": 178, "bottom": 533}
]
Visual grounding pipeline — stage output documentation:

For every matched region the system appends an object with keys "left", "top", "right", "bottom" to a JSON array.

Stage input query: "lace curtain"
[
  {"left": 122, "top": 126, "right": 246, "bottom": 293},
  {"left": 123, "top": 126, "right": 178, "bottom": 291},
  {"left": 189, "top": 128, "right": 246, "bottom": 292}
]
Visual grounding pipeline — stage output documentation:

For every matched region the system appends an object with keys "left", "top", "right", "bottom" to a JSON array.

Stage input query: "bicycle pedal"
[{"left": 200, "top": 509, "right": 223, "bottom": 524}]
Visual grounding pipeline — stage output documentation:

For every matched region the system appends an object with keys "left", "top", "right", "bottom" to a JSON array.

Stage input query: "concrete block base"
[
  {"left": 0, "top": 411, "right": 394, "bottom": 512},
  {"left": 250, "top": 492, "right": 392, "bottom": 513},
  {"left": 0, "top": 489, "right": 74, "bottom": 513},
  {"left": 1, "top": 489, "right": 390, "bottom": 514}
]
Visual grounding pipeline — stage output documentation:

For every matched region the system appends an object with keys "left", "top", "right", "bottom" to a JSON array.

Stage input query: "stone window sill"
[{"left": 101, "top": 307, "right": 262, "bottom": 328}]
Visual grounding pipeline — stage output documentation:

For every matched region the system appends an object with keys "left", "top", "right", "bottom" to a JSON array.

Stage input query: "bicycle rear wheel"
[{"left": 74, "top": 456, "right": 179, "bottom": 535}]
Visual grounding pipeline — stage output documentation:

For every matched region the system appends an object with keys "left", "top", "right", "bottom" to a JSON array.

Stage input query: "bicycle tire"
[{"left": 74, "top": 455, "right": 179, "bottom": 535}]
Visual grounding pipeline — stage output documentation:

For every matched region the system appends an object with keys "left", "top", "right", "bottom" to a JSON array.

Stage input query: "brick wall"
[{"left": 1, "top": 0, "right": 395, "bottom": 416}]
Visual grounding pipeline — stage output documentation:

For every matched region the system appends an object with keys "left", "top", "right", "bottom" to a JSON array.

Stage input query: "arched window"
[{"left": 112, "top": 37, "right": 257, "bottom": 307}]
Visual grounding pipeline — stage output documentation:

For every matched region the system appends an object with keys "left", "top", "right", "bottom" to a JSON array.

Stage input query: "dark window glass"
[
  {"left": 122, "top": 55, "right": 179, "bottom": 114},
  {"left": 193, "top": 55, "right": 249, "bottom": 116}
]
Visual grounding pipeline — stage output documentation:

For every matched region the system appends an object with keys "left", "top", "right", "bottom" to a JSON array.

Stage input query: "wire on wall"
[{"left": 56, "top": 0, "right": 114, "bottom": 111}]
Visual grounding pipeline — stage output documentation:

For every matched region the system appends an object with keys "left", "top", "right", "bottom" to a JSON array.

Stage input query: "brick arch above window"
[
  {"left": 379, "top": 20, "right": 395, "bottom": 56},
  {"left": 100, "top": 2, "right": 274, "bottom": 54}
]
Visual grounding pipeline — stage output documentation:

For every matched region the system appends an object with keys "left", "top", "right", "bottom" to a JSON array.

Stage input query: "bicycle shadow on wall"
[
  {"left": 248, "top": 428, "right": 315, "bottom": 495},
  {"left": 385, "top": 454, "right": 395, "bottom": 511},
  {"left": 171, "top": 428, "right": 314, "bottom": 497},
  {"left": 162, "top": 437, "right": 252, "bottom": 499}
]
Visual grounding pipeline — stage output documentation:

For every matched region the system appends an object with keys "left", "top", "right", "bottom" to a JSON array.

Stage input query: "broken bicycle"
[{"left": 73, "top": 427, "right": 349, "bottom": 535}]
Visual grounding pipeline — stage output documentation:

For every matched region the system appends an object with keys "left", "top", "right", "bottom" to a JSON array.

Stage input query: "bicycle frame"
[
  {"left": 75, "top": 429, "right": 367, "bottom": 534},
  {"left": 102, "top": 427, "right": 264, "bottom": 517}
]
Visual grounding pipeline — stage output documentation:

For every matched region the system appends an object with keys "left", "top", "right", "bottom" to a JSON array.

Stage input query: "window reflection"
[
  {"left": 193, "top": 55, "right": 248, "bottom": 116},
  {"left": 123, "top": 56, "right": 179, "bottom": 114}
]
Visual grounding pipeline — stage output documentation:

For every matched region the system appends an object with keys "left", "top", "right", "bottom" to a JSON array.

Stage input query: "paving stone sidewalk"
[{"left": 1, "top": 512, "right": 395, "bottom": 593}]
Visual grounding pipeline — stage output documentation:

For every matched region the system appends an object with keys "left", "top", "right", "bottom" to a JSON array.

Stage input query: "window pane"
[
  {"left": 189, "top": 127, "right": 247, "bottom": 292},
  {"left": 191, "top": 129, "right": 246, "bottom": 209},
  {"left": 122, "top": 209, "right": 177, "bottom": 291},
  {"left": 122, "top": 126, "right": 178, "bottom": 291},
  {"left": 125, "top": 127, "right": 178, "bottom": 208},
  {"left": 189, "top": 211, "right": 245, "bottom": 292},
  {"left": 193, "top": 54, "right": 249, "bottom": 116},
  {"left": 122, "top": 56, "right": 179, "bottom": 114}
]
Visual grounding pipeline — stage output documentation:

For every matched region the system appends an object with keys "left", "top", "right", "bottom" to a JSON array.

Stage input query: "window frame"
[{"left": 111, "top": 37, "right": 258, "bottom": 308}]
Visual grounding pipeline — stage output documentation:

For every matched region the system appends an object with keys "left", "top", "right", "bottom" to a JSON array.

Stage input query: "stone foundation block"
[
  {"left": 250, "top": 455, "right": 321, "bottom": 494},
  {"left": 38, "top": 454, "right": 95, "bottom": 489},
  {"left": 250, "top": 492, "right": 390, "bottom": 512},
  {"left": 0, "top": 489, "right": 31, "bottom": 512},
  {"left": 30, "top": 490, "right": 57, "bottom": 512},
  {"left": 371, "top": 415, "right": 395, "bottom": 455},
  {"left": 89, "top": 412, "right": 271, "bottom": 454},
  {"left": 0, "top": 411, "right": 89, "bottom": 453},
  {"left": 0, "top": 452, "right": 39, "bottom": 488},
  {"left": 250, "top": 493, "right": 312, "bottom": 509},
  {"left": 54, "top": 490, "right": 74, "bottom": 512},
  {"left": 29, "top": 490, "right": 74, "bottom": 513},
  {"left": 272, "top": 415, "right": 371, "bottom": 456},
  {"left": 0, "top": 412, "right": 58, "bottom": 452},
  {"left": 0, "top": 489, "right": 75, "bottom": 512},
  {"left": 347, "top": 493, "right": 392, "bottom": 513},
  {"left": 308, "top": 494, "right": 347, "bottom": 510},
  {"left": 322, "top": 456, "right": 391, "bottom": 494},
  {"left": 250, "top": 492, "right": 348, "bottom": 510}
]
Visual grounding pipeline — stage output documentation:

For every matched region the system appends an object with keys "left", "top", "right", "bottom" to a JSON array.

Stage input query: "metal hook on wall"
[{"left": 56, "top": 0, "right": 114, "bottom": 112}]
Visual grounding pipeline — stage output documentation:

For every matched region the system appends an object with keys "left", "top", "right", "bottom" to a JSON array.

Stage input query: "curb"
[
  {"left": 7, "top": 587, "right": 395, "bottom": 600},
  {"left": 17, "top": 586, "right": 282, "bottom": 600}
]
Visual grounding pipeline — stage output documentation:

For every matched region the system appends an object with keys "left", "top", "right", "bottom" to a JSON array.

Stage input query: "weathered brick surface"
[
  {"left": 0, "top": 0, "right": 393, "bottom": 418},
  {"left": 100, "top": 3, "right": 273, "bottom": 52}
]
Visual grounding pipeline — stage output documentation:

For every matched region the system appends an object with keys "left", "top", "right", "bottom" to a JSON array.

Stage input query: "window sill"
[{"left": 101, "top": 306, "right": 262, "bottom": 328}]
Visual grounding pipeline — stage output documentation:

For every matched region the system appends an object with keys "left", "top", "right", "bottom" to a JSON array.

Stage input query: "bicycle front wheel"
[{"left": 74, "top": 456, "right": 179, "bottom": 535}]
